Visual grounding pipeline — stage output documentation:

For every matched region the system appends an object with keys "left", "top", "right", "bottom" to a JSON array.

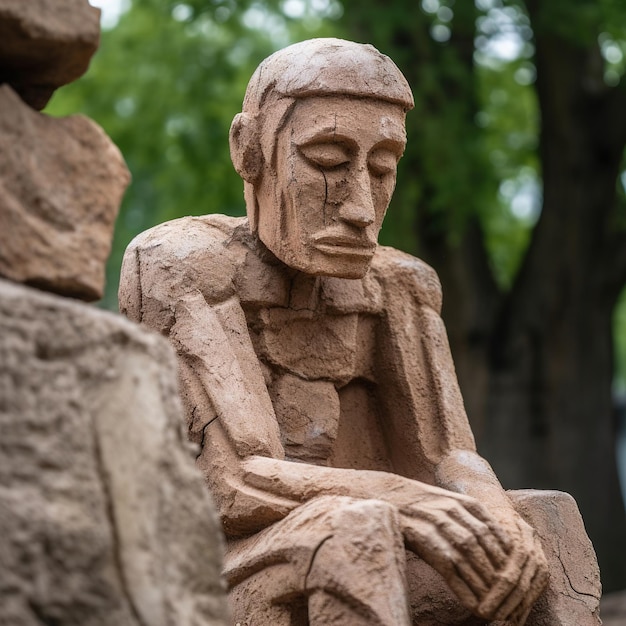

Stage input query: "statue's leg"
[
  {"left": 508, "top": 489, "right": 601, "bottom": 626},
  {"left": 304, "top": 497, "right": 410, "bottom": 625},
  {"left": 224, "top": 495, "right": 411, "bottom": 626}
]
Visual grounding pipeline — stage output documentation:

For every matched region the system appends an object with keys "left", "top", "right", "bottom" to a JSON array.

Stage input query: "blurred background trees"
[{"left": 48, "top": 0, "right": 626, "bottom": 589}]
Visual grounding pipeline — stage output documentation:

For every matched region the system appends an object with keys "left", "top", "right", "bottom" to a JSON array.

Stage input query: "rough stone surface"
[
  {"left": 513, "top": 490, "right": 601, "bottom": 625},
  {"left": 0, "top": 0, "right": 100, "bottom": 109},
  {"left": 120, "top": 38, "right": 601, "bottom": 625},
  {"left": 0, "top": 278, "right": 229, "bottom": 626},
  {"left": 0, "top": 85, "right": 130, "bottom": 301}
]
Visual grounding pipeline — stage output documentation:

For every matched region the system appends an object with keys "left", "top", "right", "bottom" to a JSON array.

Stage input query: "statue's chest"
[
  {"left": 244, "top": 306, "right": 387, "bottom": 467},
  {"left": 248, "top": 308, "right": 376, "bottom": 385}
]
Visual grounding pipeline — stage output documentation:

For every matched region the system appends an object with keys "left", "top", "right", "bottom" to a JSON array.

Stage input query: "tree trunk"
[{"left": 479, "top": 1, "right": 626, "bottom": 589}]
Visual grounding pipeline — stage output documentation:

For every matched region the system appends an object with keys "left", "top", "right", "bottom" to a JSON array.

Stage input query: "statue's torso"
[
  {"left": 241, "top": 272, "right": 393, "bottom": 472},
  {"left": 122, "top": 214, "right": 447, "bottom": 483}
]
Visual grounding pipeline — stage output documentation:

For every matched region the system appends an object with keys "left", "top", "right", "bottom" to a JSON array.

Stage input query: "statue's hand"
[
  {"left": 401, "top": 493, "right": 547, "bottom": 623},
  {"left": 401, "top": 491, "right": 511, "bottom": 612},
  {"left": 475, "top": 515, "right": 549, "bottom": 624}
]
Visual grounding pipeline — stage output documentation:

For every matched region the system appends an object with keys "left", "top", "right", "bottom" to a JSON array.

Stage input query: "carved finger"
[
  {"left": 446, "top": 561, "right": 482, "bottom": 612},
  {"left": 405, "top": 519, "right": 490, "bottom": 601},
  {"left": 493, "top": 552, "right": 538, "bottom": 620},
  {"left": 436, "top": 518, "right": 497, "bottom": 588},
  {"left": 447, "top": 505, "right": 509, "bottom": 569},
  {"left": 496, "top": 523, "right": 549, "bottom": 617},
  {"left": 505, "top": 562, "right": 548, "bottom": 626},
  {"left": 457, "top": 498, "right": 513, "bottom": 554},
  {"left": 507, "top": 601, "right": 533, "bottom": 626},
  {"left": 476, "top": 550, "right": 529, "bottom": 618},
  {"left": 505, "top": 551, "right": 550, "bottom": 624},
  {"left": 415, "top": 506, "right": 497, "bottom": 588}
]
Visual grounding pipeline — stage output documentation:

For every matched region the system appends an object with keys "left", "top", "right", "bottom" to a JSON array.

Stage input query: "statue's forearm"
[
  {"left": 242, "top": 454, "right": 460, "bottom": 511},
  {"left": 434, "top": 449, "right": 519, "bottom": 522}
]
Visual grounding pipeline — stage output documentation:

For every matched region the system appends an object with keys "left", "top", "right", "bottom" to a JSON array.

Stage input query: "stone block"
[
  {"left": 512, "top": 489, "right": 601, "bottom": 625},
  {"left": 0, "top": 85, "right": 130, "bottom": 301},
  {"left": 0, "top": 0, "right": 100, "bottom": 109}
]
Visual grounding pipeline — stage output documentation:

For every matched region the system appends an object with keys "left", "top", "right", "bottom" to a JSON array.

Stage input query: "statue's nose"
[{"left": 338, "top": 170, "right": 376, "bottom": 228}]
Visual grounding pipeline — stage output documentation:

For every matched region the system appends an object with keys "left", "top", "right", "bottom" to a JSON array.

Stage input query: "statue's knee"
[
  {"left": 508, "top": 489, "right": 601, "bottom": 625},
  {"left": 306, "top": 499, "right": 404, "bottom": 588},
  {"left": 324, "top": 497, "right": 401, "bottom": 543}
]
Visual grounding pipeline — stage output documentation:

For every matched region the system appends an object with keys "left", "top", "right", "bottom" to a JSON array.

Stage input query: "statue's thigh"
[{"left": 229, "top": 563, "right": 307, "bottom": 626}]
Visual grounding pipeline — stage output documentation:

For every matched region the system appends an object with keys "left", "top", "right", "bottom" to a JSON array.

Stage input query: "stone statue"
[{"left": 119, "top": 39, "right": 601, "bottom": 625}]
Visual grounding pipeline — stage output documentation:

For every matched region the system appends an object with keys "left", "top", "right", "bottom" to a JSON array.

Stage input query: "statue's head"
[{"left": 229, "top": 38, "right": 413, "bottom": 278}]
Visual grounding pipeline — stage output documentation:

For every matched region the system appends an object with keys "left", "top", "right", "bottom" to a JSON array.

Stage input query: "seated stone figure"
[{"left": 119, "top": 39, "right": 600, "bottom": 625}]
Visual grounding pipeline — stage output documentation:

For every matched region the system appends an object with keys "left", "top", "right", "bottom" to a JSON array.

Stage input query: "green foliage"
[
  {"left": 474, "top": 21, "right": 540, "bottom": 287},
  {"left": 340, "top": 0, "right": 539, "bottom": 287},
  {"left": 341, "top": 0, "right": 496, "bottom": 256}
]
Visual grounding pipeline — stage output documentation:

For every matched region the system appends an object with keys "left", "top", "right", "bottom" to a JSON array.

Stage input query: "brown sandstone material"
[
  {"left": 0, "top": 0, "right": 100, "bottom": 109},
  {"left": 119, "top": 38, "right": 600, "bottom": 625},
  {"left": 0, "top": 85, "right": 130, "bottom": 301},
  {"left": 0, "top": 278, "right": 229, "bottom": 626},
  {"left": 513, "top": 490, "right": 601, "bottom": 625}
]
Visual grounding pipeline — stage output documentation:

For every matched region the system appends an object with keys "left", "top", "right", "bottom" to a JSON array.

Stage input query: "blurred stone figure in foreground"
[
  {"left": 0, "top": 1, "right": 229, "bottom": 623},
  {"left": 120, "top": 39, "right": 601, "bottom": 625}
]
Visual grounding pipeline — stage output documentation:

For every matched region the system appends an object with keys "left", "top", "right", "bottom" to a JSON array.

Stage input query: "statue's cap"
[{"left": 242, "top": 38, "right": 414, "bottom": 113}]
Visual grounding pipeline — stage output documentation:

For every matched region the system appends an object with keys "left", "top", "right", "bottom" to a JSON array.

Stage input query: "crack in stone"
[
  {"left": 197, "top": 414, "right": 220, "bottom": 458},
  {"left": 549, "top": 498, "right": 599, "bottom": 602},
  {"left": 304, "top": 534, "right": 334, "bottom": 591},
  {"left": 320, "top": 168, "right": 328, "bottom": 226},
  {"left": 135, "top": 247, "right": 144, "bottom": 322}
]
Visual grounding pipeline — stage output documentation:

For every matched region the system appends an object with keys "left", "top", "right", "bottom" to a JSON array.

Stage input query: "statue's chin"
[{"left": 269, "top": 245, "right": 374, "bottom": 280}]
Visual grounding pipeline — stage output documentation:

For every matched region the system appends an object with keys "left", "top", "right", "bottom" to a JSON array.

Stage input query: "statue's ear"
[{"left": 229, "top": 113, "right": 263, "bottom": 184}]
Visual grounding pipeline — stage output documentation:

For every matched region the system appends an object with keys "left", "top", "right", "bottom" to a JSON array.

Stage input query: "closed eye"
[
  {"left": 368, "top": 148, "right": 399, "bottom": 176},
  {"left": 299, "top": 142, "right": 350, "bottom": 169}
]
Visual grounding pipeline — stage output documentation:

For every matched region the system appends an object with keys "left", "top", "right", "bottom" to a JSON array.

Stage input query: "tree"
[{"left": 342, "top": 0, "right": 626, "bottom": 589}]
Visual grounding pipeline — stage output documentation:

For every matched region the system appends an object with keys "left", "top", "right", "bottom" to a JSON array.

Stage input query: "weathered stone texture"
[
  {"left": 512, "top": 490, "right": 601, "bottom": 625},
  {"left": 0, "top": 279, "right": 229, "bottom": 626},
  {"left": 0, "top": 0, "right": 100, "bottom": 109},
  {"left": 0, "top": 85, "right": 130, "bottom": 301}
]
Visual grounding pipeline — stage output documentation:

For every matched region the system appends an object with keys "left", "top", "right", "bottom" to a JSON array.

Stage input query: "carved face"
[{"left": 256, "top": 96, "right": 407, "bottom": 278}]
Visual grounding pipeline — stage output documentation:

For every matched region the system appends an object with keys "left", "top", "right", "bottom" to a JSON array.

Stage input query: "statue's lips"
[{"left": 313, "top": 235, "right": 376, "bottom": 257}]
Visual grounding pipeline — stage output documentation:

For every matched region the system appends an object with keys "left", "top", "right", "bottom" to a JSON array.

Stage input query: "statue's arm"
[
  {"left": 374, "top": 249, "right": 548, "bottom": 622},
  {"left": 371, "top": 248, "right": 523, "bottom": 507}
]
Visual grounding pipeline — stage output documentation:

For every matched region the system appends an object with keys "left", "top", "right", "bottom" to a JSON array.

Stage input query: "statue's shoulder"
[
  {"left": 119, "top": 214, "right": 250, "bottom": 326},
  {"left": 370, "top": 245, "right": 442, "bottom": 314},
  {"left": 125, "top": 213, "right": 245, "bottom": 260}
]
